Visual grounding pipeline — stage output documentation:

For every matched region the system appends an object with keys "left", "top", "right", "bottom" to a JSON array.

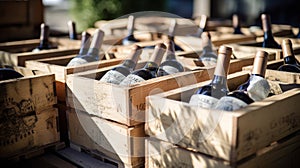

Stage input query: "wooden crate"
[
  {"left": 65, "top": 49, "right": 278, "bottom": 127},
  {"left": 0, "top": 67, "right": 60, "bottom": 158},
  {"left": 145, "top": 71, "right": 300, "bottom": 162},
  {"left": 146, "top": 132, "right": 300, "bottom": 168},
  {"left": 68, "top": 108, "right": 145, "bottom": 168},
  {"left": 26, "top": 55, "right": 123, "bottom": 102}
]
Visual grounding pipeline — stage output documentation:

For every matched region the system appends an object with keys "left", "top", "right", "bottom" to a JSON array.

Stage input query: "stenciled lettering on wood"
[{"left": 0, "top": 98, "right": 37, "bottom": 146}]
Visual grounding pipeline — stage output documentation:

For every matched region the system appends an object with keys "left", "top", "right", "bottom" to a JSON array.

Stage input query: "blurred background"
[
  {"left": 43, "top": 0, "right": 300, "bottom": 32},
  {"left": 1, "top": 0, "right": 299, "bottom": 41}
]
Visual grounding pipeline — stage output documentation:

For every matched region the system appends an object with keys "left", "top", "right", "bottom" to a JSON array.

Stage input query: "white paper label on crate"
[
  {"left": 161, "top": 65, "right": 179, "bottom": 75},
  {"left": 119, "top": 74, "right": 145, "bottom": 86},
  {"left": 99, "top": 70, "right": 126, "bottom": 85},
  {"left": 247, "top": 75, "right": 270, "bottom": 101},
  {"left": 214, "top": 96, "right": 248, "bottom": 111},
  {"left": 66, "top": 58, "right": 88, "bottom": 67},
  {"left": 189, "top": 94, "right": 219, "bottom": 109}
]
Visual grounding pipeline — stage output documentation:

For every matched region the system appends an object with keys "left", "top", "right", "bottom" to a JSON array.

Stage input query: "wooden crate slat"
[
  {"left": 68, "top": 109, "right": 145, "bottom": 167},
  {"left": 0, "top": 72, "right": 57, "bottom": 112},
  {"left": 146, "top": 131, "right": 300, "bottom": 168}
]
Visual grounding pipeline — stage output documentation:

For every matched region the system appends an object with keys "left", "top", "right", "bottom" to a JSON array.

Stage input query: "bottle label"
[
  {"left": 161, "top": 65, "right": 179, "bottom": 75},
  {"left": 189, "top": 94, "right": 219, "bottom": 109},
  {"left": 267, "top": 80, "right": 283, "bottom": 95},
  {"left": 247, "top": 76, "right": 270, "bottom": 101},
  {"left": 119, "top": 74, "right": 145, "bottom": 86},
  {"left": 99, "top": 70, "right": 126, "bottom": 85},
  {"left": 214, "top": 96, "right": 248, "bottom": 111}
]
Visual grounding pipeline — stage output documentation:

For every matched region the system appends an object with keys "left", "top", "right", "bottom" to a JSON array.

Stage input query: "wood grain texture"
[
  {"left": 26, "top": 56, "right": 123, "bottom": 102},
  {"left": 68, "top": 109, "right": 145, "bottom": 167},
  {"left": 0, "top": 107, "right": 60, "bottom": 158},
  {"left": 146, "top": 132, "right": 300, "bottom": 168},
  {"left": 145, "top": 71, "right": 300, "bottom": 162}
]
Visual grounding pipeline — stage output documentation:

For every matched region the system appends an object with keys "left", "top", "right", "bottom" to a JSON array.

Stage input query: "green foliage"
[{"left": 70, "top": 0, "right": 122, "bottom": 31}]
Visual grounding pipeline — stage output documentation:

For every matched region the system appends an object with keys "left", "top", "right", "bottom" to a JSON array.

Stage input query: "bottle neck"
[
  {"left": 39, "top": 25, "right": 50, "bottom": 48},
  {"left": 122, "top": 60, "right": 136, "bottom": 71},
  {"left": 264, "top": 30, "right": 275, "bottom": 41},
  {"left": 211, "top": 75, "right": 227, "bottom": 86},
  {"left": 86, "top": 29, "right": 104, "bottom": 58},
  {"left": 284, "top": 55, "right": 299, "bottom": 65},
  {"left": 144, "top": 61, "right": 159, "bottom": 70},
  {"left": 68, "top": 21, "right": 77, "bottom": 40}
]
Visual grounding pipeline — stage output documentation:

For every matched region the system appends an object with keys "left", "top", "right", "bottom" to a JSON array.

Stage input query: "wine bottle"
[
  {"left": 232, "top": 14, "right": 243, "bottom": 35},
  {"left": 99, "top": 45, "right": 142, "bottom": 84},
  {"left": 215, "top": 51, "right": 270, "bottom": 111},
  {"left": 68, "top": 20, "right": 77, "bottom": 40},
  {"left": 120, "top": 43, "right": 166, "bottom": 86},
  {"left": 192, "top": 14, "right": 208, "bottom": 37},
  {"left": 122, "top": 15, "right": 140, "bottom": 45},
  {"left": 157, "top": 40, "right": 184, "bottom": 76},
  {"left": 277, "top": 39, "right": 300, "bottom": 73},
  {"left": 67, "top": 29, "right": 105, "bottom": 66},
  {"left": 0, "top": 68, "right": 24, "bottom": 81},
  {"left": 261, "top": 14, "right": 281, "bottom": 49},
  {"left": 33, "top": 23, "right": 55, "bottom": 52},
  {"left": 78, "top": 31, "right": 91, "bottom": 56},
  {"left": 189, "top": 46, "right": 232, "bottom": 108},
  {"left": 167, "top": 19, "right": 183, "bottom": 51},
  {"left": 198, "top": 32, "right": 217, "bottom": 67}
]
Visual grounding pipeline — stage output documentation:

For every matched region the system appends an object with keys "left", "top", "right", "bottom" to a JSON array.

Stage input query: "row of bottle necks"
[{"left": 21, "top": 13, "right": 300, "bottom": 53}]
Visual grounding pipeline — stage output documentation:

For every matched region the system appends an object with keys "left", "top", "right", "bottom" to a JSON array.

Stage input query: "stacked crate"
[
  {"left": 63, "top": 16, "right": 289, "bottom": 167},
  {"left": 0, "top": 67, "right": 62, "bottom": 162}
]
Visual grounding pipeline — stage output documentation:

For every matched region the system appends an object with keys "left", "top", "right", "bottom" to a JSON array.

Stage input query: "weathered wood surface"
[{"left": 145, "top": 71, "right": 300, "bottom": 162}]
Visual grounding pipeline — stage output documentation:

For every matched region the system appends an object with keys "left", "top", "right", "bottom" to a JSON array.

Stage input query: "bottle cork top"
[
  {"left": 127, "top": 15, "right": 135, "bottom": 35},
  {"left": 199, "top": 15, "right": 207, "bottom": 30},
  {"left": 252, "top": 51, "right": 269, "bottom": 77},
  {"left": 68, "top": 20, "right": 77, "bottom": 39},
  {"left": 232, "top": 14, "right": 240, "bottom": 29},
  {"left": 89, "top": 29, "right": 104, "bottom": 49},
  {"left": 168, "top": 19, "right": 177, "bottom": 38},
  {"left": 261, "top": 14, "right": 272, "bottom": 32},
  {"left": 40, "top": 23, "right": 50, "bottom": 41},
  {"left": 214, "top": 46, "right": 232, "bottom": 76},
  {"left": 282, "top": 39, "right": 294, "bottom": 58}
]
